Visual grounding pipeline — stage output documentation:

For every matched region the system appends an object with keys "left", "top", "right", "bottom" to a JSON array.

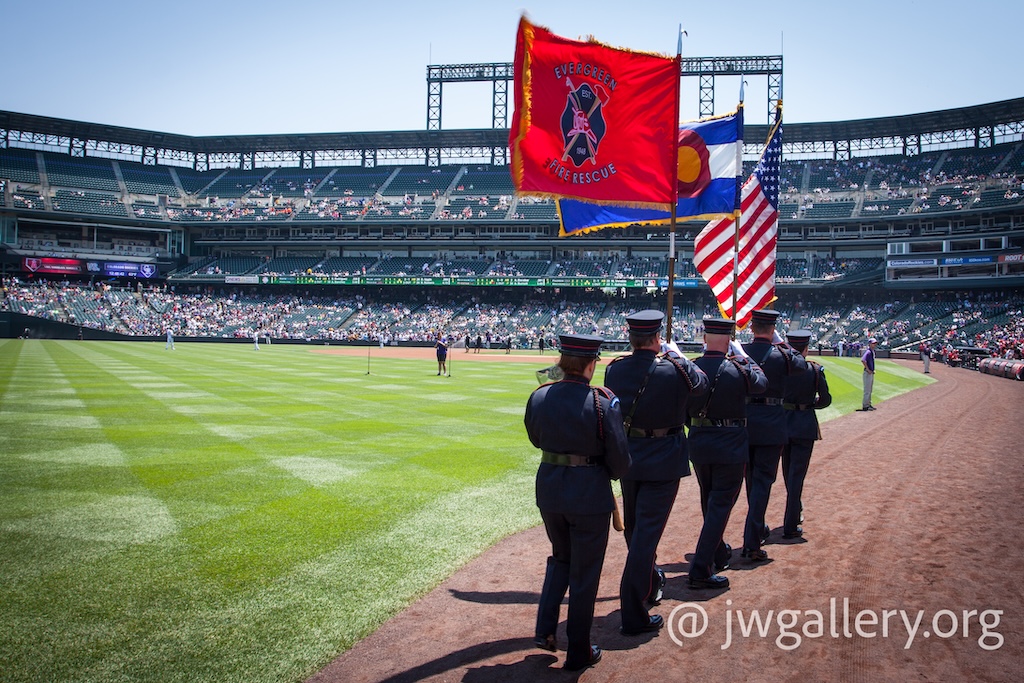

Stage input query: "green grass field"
[{"left": 0, "top": 340, "right": 932, "bottom": 683}]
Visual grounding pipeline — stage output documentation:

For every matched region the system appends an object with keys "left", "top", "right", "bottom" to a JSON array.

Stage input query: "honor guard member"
[
  {"left": 685, "top": 318, "right": 768, "bottom": 588},
  {"left": 604, "top": 310, "right": 709, "bottom": 635},
  {"left": 741, "top": 309, "right": 808, "bottom": 561},
  {"left": 781, "top": 330, "right": 832, "bottom": 539},
  {"left": 524, "top": 334, "right": 631, "bottom": 671}
]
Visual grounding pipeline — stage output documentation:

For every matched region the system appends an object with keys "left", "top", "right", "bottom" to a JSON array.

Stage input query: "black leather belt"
[
  {"left": 628, "top": 425, "right": 684, "bottom": 438},
  {"left": 541, "top": 451, "right": 597, "bottom": 467},
  {"left": 748, "top": 397, "right": 784, "bottom": 406},
  {"left": 784, "top": 403, "right": 814, "bottom": 411},
  {"left": 688, "top": 417, "right": 747, "bottom": 428}
]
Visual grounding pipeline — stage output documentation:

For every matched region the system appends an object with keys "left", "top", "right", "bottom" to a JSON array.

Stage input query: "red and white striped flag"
[{"left": 693, "top": 120, "right": 782, "bottom": 329}]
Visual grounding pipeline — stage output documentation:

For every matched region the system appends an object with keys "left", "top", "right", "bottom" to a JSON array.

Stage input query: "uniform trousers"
[
  {"left": 690, "top": 462, "right": 745, "bottom": 579},
  {"left": 536, "top": 509, "right": 610, "bottom": 666},
  {"left": 862, "top": 370, "right": 874, "bottom": 408},
  {"left": 744, "top": 444, "right": 783, "bottom": 550},
  {"left": 782, "top": 439, "right": 814, "bottom": 535},
  {"left": 619, "top": 478, "right": 678, "bottom": 630}
]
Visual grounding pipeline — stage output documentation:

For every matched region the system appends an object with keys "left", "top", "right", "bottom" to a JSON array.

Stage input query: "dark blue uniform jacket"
[
  {"left": 742, "top": 338, "right": 808, "bottom": 445},
  {"left": 784, "top": 359, "right": 832, "bottom": 441},
  {"left": 604, "top": 349, "right": 709, "bottom": 481},
  {"left": 686, "top": 352, "right": 768, "bottom": 465},
  {"left": 525, "top": 374, "right": 631, "bottom": 515}
]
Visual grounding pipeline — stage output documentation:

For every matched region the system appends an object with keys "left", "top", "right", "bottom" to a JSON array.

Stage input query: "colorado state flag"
[{"left": 556, "top": 110, "right": 744, "bottom": 236}]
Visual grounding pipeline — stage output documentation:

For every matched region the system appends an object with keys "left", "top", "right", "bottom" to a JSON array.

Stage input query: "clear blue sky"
[{"left": 3, "top": 0, "right": 1020, "bottom": 136}]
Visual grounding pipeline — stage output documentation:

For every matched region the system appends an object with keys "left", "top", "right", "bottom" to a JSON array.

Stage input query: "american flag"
[{"left": 692, "top": 120, "right": 782, "bottom": 329}]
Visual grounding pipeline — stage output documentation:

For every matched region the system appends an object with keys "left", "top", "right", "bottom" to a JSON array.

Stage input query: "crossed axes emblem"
[{"left": 561, "top": 77, "right": 610, "bottom": 166}]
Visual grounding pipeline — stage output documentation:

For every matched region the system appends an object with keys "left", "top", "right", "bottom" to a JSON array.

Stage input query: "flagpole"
[
  {"left": 734, "top": 99, "right": 783, "bottom": 324},
  {"left": 731, "top": 79, "right": 746, "bottom": 330},
  {"left": 665, "top": 27, "right": 684, "bottom": 339},
  {"left": 767, "top": 100, "right": 783, "bottom": 313},
  {"left": 667, "top": 219, "right": 677, "bottom": 338}
]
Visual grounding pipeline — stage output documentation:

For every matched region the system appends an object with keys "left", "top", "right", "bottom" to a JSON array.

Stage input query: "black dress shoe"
[
  {"left": 620, "top": 614, "right": 664, "bottom": 636},
  {"left": 714, "top": 543, "right": 733, "bottom": 572},
  {"left": 647, "top": 567, "right": 666, "bottom": 606},
  {"left": 533, "top": 634, "right": 556, "bottom": 652},
  {"left": 783, "top": 527, "right": 803, "bottom": 539},
  {"left": 564, "top": 646, "right": 602, "bottom": 671},
  {"left": 688, "top": 574, "right": 729, "bottom": 589},
  {"left": 741, "top": 547, "right": 769, "bottom": 561}
]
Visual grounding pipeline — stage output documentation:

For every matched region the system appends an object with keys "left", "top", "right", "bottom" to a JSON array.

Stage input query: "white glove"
[
  {"left": 729, "top": 340, "right": 749, "bottom": 359},
  {"left": 661, "top": 340, "right": 682, "bottom": 357},
  {"left": 772, "top": 330, "right": 784, "bottom": 344}
]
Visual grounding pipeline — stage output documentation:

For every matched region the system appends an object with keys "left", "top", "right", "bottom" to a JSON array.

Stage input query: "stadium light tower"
[{"left": 426, "top": 56, "right": 782, "bottom": 131}]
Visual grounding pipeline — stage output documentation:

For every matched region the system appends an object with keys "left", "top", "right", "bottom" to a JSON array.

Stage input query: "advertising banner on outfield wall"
[
  {"left": 941, "top": 256, "right": 995, "bottom": 266},
  {"left": 887, "top": 259, "right": 937, "bottom": 268}
]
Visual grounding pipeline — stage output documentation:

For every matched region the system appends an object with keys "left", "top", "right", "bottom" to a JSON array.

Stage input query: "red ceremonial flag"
[
  {"left": 510, "top": 15, "right": 680, "bottom": 207},
  {"left": 693, "top": 118, "right": 783, "bottom": 329}
]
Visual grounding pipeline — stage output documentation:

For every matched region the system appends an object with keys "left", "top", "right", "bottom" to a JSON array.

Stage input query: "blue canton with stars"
[{"left": 754, "top": 124, "right": 783, "bottom": 210}]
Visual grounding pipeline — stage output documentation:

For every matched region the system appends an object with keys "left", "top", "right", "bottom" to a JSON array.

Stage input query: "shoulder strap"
[
  {"left": 810, "top": 360, "right": 824, "bottom": 395},
  {"left": 622, "top": 357, "right": 659, "bottom": 431},
  {"left": 697, "top": 358, "right": 731, "bottom": 419},
  {"left": 661, "top": 353, "right": 696, "bottom": 391},
  {"left": 592, "top": 387, "right": 606, "bottom": 441}
]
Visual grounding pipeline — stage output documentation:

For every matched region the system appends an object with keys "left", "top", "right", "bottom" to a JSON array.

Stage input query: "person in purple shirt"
[
  {"left": 859, "top": 338, "right": 877, "bottom": 411},
  {"left": 434, "top": 335, "right": 448, "bottom": 375}
]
